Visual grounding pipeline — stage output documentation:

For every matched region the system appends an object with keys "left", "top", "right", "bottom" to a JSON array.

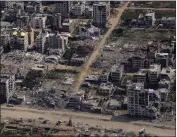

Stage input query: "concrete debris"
[{"left": 31, "top": 88, "right": 66, "bottom": 108}]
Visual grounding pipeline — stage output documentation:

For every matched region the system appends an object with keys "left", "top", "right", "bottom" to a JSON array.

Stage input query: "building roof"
[
  {"left": 110, "top": 65, "right": 122, "bottom": 72},
  {"left": 0, "top": 73, "right": 14, "bottom": 83},
  {"left": 136, "top": 69, "right": 148, "bottom": 76},
  {"left": 149, "top": 64, "right": 161, "bottom": 72},
  {"left": 93, "top": 2, "right": 107, "bottom": 6},
  {"left": 100, "top": 82, "right": 114, "bottom": 90},
  {"left": 160, "top": 67, "right": 175, "bottom": 81},
  {"left": 155, "top": 53, "right": 168, "bottom": 58}
]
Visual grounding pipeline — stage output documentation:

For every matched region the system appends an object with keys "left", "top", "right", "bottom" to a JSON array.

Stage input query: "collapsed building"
[
  {"left": 148, "top": 64, "right": 161, "bottom": 87},
  {"left": 129, "top": 11, "right": 156, "bottom": 27},
  {"left": 109, "top": 65, "right": 123, "bottom": 84},
  {"left": 98, "top": 82, "right": 114, "bottom": 95}
]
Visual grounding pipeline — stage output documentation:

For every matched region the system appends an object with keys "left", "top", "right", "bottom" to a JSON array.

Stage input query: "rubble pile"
[
  {"left": 2, "top": 50, "right": 44, "bottom": 65},
  {"left": 31, "top": 88, "right": 66, "bottom": 109}
]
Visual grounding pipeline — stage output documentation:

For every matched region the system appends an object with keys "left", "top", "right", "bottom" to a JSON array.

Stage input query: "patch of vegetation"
[
  {"left": 155, "top": 10, "right": 176, "bottom": 19},
  {"left": 121, "top": 9, "right": 146, "bottom": 20},
  {"left": 132, "top": 1, "right": 176, "bottom": 8},
  {"left": 121, "top": 9, "right": 175, "bottom": 21}
]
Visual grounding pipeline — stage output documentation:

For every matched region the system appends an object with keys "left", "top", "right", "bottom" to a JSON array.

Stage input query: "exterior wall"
[
  {"left": 55, "top": 1, "right": 70, "bottom": 18},
  {"left": 32, "top": 17, "right": 46, "bottom": 29},
  {"left": 93, "top": 3, "right": 110, "bottom": 27},
  {"left": 0, "top": 74, "right": 15, "bottom": 104}
]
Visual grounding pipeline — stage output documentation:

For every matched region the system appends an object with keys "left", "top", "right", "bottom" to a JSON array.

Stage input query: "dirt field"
[{"left": 1, "top": 106, "right": 175, "bottom": 136}]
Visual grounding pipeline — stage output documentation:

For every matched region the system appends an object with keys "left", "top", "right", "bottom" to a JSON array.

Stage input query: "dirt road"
[
  {"left": 1, "top": 106, "right": 175, "bottom": 136},
  {"left": 128, "top": 7, "right": 176, "bottom": 11},
  {"left": 74, "top": 1, "right": 131, "bottom": 91}
]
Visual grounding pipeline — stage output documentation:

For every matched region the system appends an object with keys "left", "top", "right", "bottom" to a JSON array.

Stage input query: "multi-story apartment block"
[
  {"left": 85, "top": 6, "right": 93, "bottom": 18},
  {"left": 110, "top": 65, "right": 123, "bottom": 83},
  {"left": 55, "top": 1, "right": 70, "bottom": 18},
  {"left": 148, "top": 64, "right": 161, "bottom": 84},
  {"left": 155, "top": 53, "right": 169, "bottom": 68},
  {"left": 0, "top": 32, "right": 10, "bottom": 47},
  {"left": 134, "top": 69, "right": 148, "bottom": 87},
  {"left": 127, "top": 82, "right": 160, "bottom": 118},
  {"left": 71, "top": 2, "right": 85, "bottom": 17},
  {"left": 46, "top": 33, "right": 68, "bottom": 55},
  {"left": 52, "top": 13, "right": 62, "bottom": 30},
  {"left": 93, "top": 2, "right": 110, "bottom": 27},
  {"left": 35, "top": 32, "right": 47, "bottom": 53},
  {"left": 10, "top": 29, "right": 29, "bottom": 51},
  {"left": 0, "top": 73, "right": 15, "bottom": 104},
  {"left": 31, "top": 14, "right": 47, "bottom": 29},
  {"left": 131, "top": 55, "right": 145, "bottom": 70}
]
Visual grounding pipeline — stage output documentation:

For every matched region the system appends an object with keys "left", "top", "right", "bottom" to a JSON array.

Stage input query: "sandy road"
[
  {"left": 1, "top": 106, "right": 175, "bottom": 136},
  {"left": 128, "top": 7, "right": 176, "bottom": 11},
  {"left": 74, "top": 1, "right": 131, "bottom": 91}
]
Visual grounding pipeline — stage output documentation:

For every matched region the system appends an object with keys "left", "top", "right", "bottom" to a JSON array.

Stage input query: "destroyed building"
[
  {"left": 134, "top": 69, "right": 148, "bottom": 88},
  {"left": 155, "top": 53, "right": 169, "bottom": 68},
  {"left": 148, "top": 64, "right": 161, "bottom": 86},
  {"left": 131, "top": 54, "right": 146, "bottom": 71},
  {"left": 127, "top": 82, "right": 160, "bottom": 118},
  {"left": 110, "top": 65, "right": 123, "bottom": 84},
  {"left": 0, "top": 73, "right": 15, "bottom": 104},
  {"left": 79, "top": 25, "right": 101, "bottom": 39},
  {"left": 100, "top": 72, "right": 109, "bottom": 83},
  {"left": 70, "top": 54, "right": 88, "bottom": 66},
  {"left": 159, "top": 17, "right": 176, "bottom": 29},
  {"left": 98, "top": 82, "right": 114, "bottom": 95},
  {"left": 70, "top": 2, "right": 85, "bottom": 17},
  {"left": 129, "top": 11, "right": 156, "bottom": 27},
  {"left": 85, "top": 75, "right": 100, "bottom": 83},
  {"left": 67, "top": 92, "right": 84, "bottom": 110},
  {"left": 160, "top": 67, "right": 176, "bottom": 83}
]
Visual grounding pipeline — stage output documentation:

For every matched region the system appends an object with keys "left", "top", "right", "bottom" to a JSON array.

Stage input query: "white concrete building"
[
  {"left": 31, "top": 14, "right": 47, "bottom": 29},
  {"left": 110, "top": 65, "right": 123, "bottom": 83},
  {"left": 35, "top": 32, "right": 47, "bottom": 53},
  {"left": 127, "top": 82, "right": 160, "bottom": 118},
  {"left": 79, "top": 25, "right": 100, "bottom": 39},
  {"left": 0, "top": 73, "right": 15, "bottom": 104},
  {"left": 93, "top": 2, "right": 110, "bottom": 27},
  {"left": 148, "top": 64, "right": 161, "bottom": 84},
  {"left": 71, "top": 2, "right": 85, "bottom": 17},
  {"left": 46, "top": 33, "right": 68, "bottom": 55}
]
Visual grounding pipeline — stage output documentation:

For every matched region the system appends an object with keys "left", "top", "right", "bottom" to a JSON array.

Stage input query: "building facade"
[
  {"left": 93, "top": 2, "right": 110, "bottom": 27},
  {"left": 0, "top": 73, "right": 15, "bottom": 104}
]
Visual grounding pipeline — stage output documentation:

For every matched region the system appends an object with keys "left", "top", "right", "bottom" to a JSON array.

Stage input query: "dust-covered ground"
[{"left": 91, "top": 29, "right": 175, "bottom": 70}]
